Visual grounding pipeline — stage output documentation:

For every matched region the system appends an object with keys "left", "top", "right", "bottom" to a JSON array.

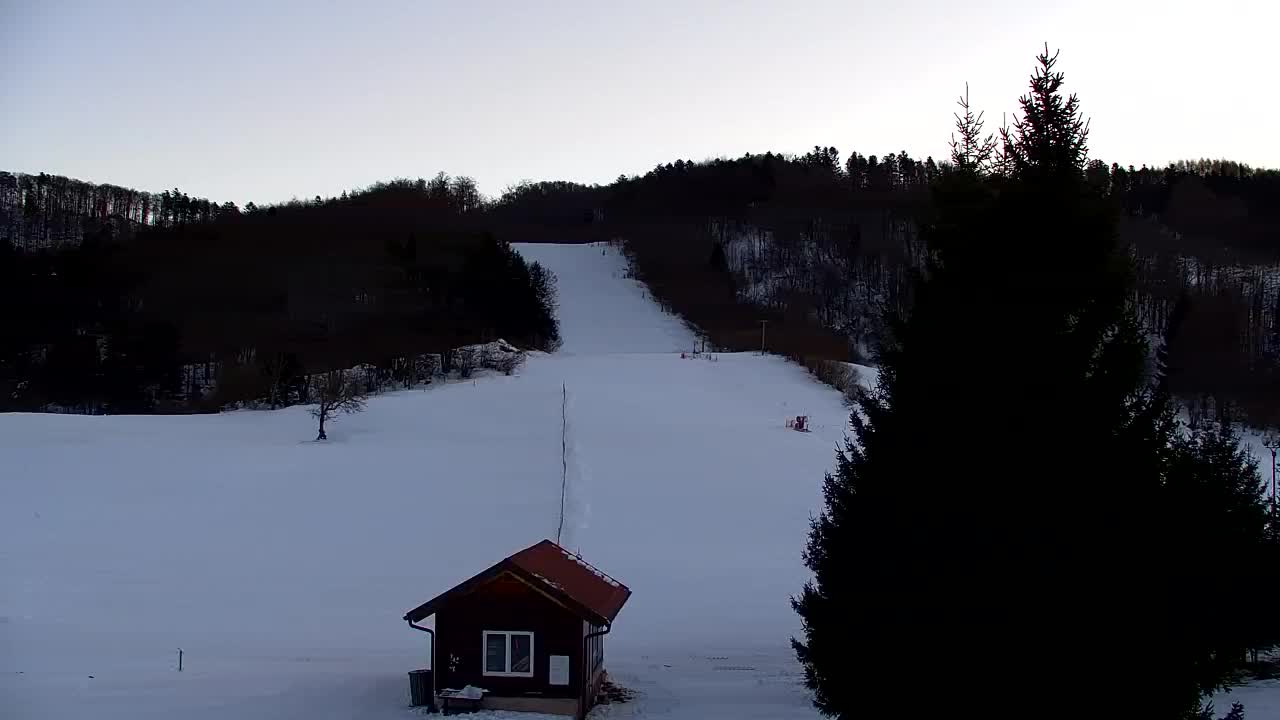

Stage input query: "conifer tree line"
[
  {"left": 0, "top": 175, "right": 557, "bottom": 413},
  {"left": 791, "top": 47, "right": 1279, "bottom": 720},
  {"left": 0, "top": 171, "right": 488, "bottom": 251},
  {"left": 0, "top": 171, "right": 232, "bottom": 250}
]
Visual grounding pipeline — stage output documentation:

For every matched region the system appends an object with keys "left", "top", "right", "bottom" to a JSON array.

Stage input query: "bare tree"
[
  {"left": 311, "top": 370, "right": 366, "bottom": 441},
  {"left": 416, "top": 354, "right": 439, "bottom": 385},
  {"left": 260, "top": 351, "right": 289, "bottom": 409},
  {"left": 476, "top": 344, "right": 496, "bottom": 373},
  {"left": 455, "top": 347, "right": 478, "bottom": 379}
]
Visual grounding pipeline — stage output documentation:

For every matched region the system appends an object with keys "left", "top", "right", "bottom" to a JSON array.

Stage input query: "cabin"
[{"left": 403, "top": 539, "right": 631, "bottom": 717}]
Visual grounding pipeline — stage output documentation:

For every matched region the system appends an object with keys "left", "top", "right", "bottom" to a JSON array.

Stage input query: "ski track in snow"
[
  {"left": 4, "top": 241, "right": 1274, "bottom": 718},
  {"left": 1, "top": 242, "right": 847, "bottom": 719}
]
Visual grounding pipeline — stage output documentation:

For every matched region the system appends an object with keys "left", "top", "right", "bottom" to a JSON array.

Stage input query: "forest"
[
  {"left": 2, "top": 149, "right": 1276, "bottom": 425},
  {"left": 0, "top": 174, "right": 558, "bottom": 413},
  {"left": 481, "top": 151, "right": 1280, "bottom": 429}
]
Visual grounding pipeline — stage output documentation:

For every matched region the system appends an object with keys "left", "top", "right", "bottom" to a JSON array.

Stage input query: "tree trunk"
[{"left": 317, "top": 409, "right": 327, "bottom": 441}]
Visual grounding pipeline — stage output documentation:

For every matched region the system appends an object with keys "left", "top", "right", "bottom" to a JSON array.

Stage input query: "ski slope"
[
  {"left": 1, "top": 242, "right": 850, "bottom": 719},
  {"left": 516, "top": 243, "right": 694, "bottom": 355}
]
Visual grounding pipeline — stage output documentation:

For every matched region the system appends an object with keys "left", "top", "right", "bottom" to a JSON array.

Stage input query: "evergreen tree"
[
  {"left": 708, "top": 241, "right": 728, "bottom": 273},
  {"left": 1161, "top": 422, "right": 1276, "bottom": 715},
  {"left": 999, "top": 46, "right": 1090, "bottom": 180},
  {"left": 949, "top": 83, "right": 996, "bottom": 174},
  {"left": 793, "top": 47, "right": 1277, "bottom": 719}
]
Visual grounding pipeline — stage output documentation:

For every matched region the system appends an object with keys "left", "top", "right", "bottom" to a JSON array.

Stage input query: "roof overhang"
[{"left": 403, "top": 558, "right": 615, "bottom": 627}]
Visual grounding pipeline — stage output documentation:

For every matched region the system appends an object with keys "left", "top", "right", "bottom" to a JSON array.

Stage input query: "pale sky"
[{"left": 2, "top": 0, "right": 1275, "bottom": 205}]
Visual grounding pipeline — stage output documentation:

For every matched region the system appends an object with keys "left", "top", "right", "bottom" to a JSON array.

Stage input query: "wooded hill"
[
  {"left": 2, "top": 155, "right": 1275, "bottom": 425},
  {"left": 483, "top": 153, "right": 1279, "bottom": 429},
  {"left": 0, "top": 175, "right": 558, "bottom": 413}
]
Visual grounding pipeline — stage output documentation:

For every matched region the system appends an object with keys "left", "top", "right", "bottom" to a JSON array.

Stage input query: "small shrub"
[
  {"left": 455, "top": 347, "right": 478, "bottom": 379},
  {"left": 492, "top": 351, "right": 524, "bottom": 376},
  {"left": 804, "top": 356, "right": 863, "bottom": 407},
  {"left": 416, "top": 354, "right": 439, "bottom": 385}
]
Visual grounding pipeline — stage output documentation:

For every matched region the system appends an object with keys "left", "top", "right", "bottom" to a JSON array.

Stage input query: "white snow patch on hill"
[
  {"left": 8, "top": 241, "right": 1270, "bottom": 718},
  {"left": 1, "top": 242, "right": 847, "bottom": 719}
]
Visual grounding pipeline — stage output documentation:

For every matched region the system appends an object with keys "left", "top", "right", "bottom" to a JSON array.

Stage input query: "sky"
[{"left": 2, "top": 0, "right": 1276, "bottom": 205}]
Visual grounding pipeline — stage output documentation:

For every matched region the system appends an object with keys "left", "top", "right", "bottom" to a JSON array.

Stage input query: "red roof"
[
  {"left": 404, "top": 539, "right": 631, "bottom": 626},
  {"left": 508, "top": 540, "right": 631, "bottom": 623}
]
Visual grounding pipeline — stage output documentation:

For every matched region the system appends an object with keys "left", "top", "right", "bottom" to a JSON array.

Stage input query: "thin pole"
[
  {"left": 759, "top": 320, "right": 768, "bottom": 355},
  {"left": 557, "top": 384, "right": 567, "bottom": 544}
]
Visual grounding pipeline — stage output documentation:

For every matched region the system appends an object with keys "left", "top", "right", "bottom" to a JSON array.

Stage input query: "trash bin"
[{"left": 408, "top": 669, "right": 435, "bottom": 710}]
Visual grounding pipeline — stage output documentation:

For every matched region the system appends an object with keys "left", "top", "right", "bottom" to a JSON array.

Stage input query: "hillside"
[{"left": 1, "top": 242, "right": 853, "bottom": 719}]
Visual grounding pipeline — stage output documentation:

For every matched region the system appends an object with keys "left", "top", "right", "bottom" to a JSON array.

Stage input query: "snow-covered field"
[
  {"left": 4, "top": 241, "right": 1276, "bottom": 718},
  {"left": 2, "top": 242, "right": 848, "bottom": 719}
]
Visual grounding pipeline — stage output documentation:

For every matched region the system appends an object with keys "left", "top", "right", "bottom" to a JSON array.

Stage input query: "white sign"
[{"left": 549, "top": 655, "right": 570, "bottom": 686}]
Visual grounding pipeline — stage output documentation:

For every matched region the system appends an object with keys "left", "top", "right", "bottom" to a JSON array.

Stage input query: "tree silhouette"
[
  {"left": 312, "top": 370, "right": 365, "bottom": 441},
  {"left": 793, "top": 47, "right": 1278, "bottom": 719}
]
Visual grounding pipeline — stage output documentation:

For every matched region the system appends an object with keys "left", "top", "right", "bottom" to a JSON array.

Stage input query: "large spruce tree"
[{"left": 793, "top": 47, "right": 1278, "bottom": 719}]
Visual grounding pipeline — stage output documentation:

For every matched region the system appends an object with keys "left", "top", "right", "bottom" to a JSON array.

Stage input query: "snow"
[
  {"left": 1, "top": 242, "right": 847, "bottom": 719},
  {"left": 1214, "top": 679, "right": 1280, "bottom": 719},
  {"left": 517, "top": 243, "right": 695, "bottom": 355},
  {"left": 442, "top": 685, "right": 487, "bottom": 700},
  {"left": 4, "top": 240, "right": 1276, "bottom": 719}
]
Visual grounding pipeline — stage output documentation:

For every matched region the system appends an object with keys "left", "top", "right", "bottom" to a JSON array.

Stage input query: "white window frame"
[{"left": 482, "top": 630, "right": 535, "bottom": 678}]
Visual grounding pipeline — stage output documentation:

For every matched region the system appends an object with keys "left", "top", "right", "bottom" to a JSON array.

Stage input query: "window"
[{"left": 482, "top": 631, "right": 534, "bottom": 677}]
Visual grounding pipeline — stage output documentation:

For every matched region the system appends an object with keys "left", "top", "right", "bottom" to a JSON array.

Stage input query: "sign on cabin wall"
[{"left": 549, "top": 655, "right": 570, "bottom": 686}]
